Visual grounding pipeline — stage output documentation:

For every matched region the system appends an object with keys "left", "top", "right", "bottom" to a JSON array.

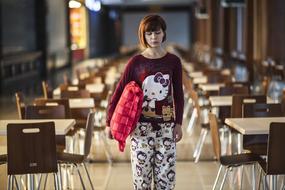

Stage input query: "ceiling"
[{"left": 101, "top": 0, "right": 196, "bottom": 6}]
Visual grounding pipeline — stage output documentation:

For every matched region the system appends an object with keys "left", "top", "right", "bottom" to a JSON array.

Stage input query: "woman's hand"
[
  {"left": 105, "top": 126, "right": 113, "bottom": 139},
  {"left": 173, "top": 124, "right": 183, "bottom": 142}
]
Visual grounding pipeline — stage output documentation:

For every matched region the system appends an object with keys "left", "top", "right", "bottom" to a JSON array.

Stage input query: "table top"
[
  {"left": 189, "top": 71, "right": 204, "bottom": 78},
  {"left": 209, "top": 96, "right": 275, "bottom": 107},
  {"left": 0, "top": 119, "right": 76, "bottom": 135},
  {"left": 85, "top": 84, "right": 105, "bottom": 93},
  {"left": 225, "top": 117, "right": 285, "bottom": 135},
  {"left": 193, "top": 76, "right": 207, "bottom": 84},
  {"left": 199, "top": 83, "right": 225, "bottom": 91},
  {"left": 69, "top": 98, "right": 95, "bottom": 108}
]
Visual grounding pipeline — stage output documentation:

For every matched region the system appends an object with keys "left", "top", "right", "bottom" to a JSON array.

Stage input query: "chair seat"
[
  {"left": 0, "top": 154, "right": 7, "bottom": 164},
  {"left": 244, "top": 143, "right": 267, "bottom": 155},
  {"left": 57, "top": 152, "right": 85, "bottom": 164},
  {"left": 220, "top": 153, "right": 262, "bottom": 167}
]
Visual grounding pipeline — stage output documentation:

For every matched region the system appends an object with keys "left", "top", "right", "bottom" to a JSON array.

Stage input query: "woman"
[{"left": 106, "top": 14, "right": 184, "bottom": 189}]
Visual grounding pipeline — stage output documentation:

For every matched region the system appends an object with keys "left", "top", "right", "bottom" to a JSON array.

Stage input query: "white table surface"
[
  {"left": 225, "top": 117, "right": 285, "bottom": 135},
  {"left": 199, "top": 83, "right": 225, "bottom": 91},
  {"left": 69, "top": 98, "right": 95, "bottom": 108},
  {"left": 53, "top": 84, "right": 104, "bottom": 98},
  {"left": 85, "top": 84, "right": 105, "bottom": 93},
  {"left": 0, "top": 119, "right": 76, "bottom": 136},
  {"left": 209, "top": 96, "right": 275, "bottom": 107},
  {"left": 193, "top": 76, "right": 207, "bottom": 84},
  {"left": 189, "top": 71, "right": 204, "bottom": 78}
]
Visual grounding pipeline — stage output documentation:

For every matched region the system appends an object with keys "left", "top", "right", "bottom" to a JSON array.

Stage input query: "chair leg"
[
  {"left": 263, "top": 175, "right": 269, "bottom": 190},
  {"left": 257, "top": 168, "right": 262, "bottom": 190},
  {"left": 183, "top": 98, "right": 193, "bottom": 120},
  {"left": 193, "top": 127, "right": 204, "bottom": 158},
  {"left": 37, "top": 174, "right": 43, "bottom": 190},
  {"left": 43, "top": 174, "right": 48, "bottom": 190},
  {"left": 239, "top": 165, "right": 244, "bottom": 190},
  {"left": 83, "top": 163, "right": 94, "bottom": 190},
  {"left": 75, "top": 164, "right": 86, "bottom": 190},
  {"left": 220, "top": 167, "right": 229, "bottom": 190},
  {"left": 212, "top": 165, "right": 223, "bottom": 190},
  {"left": 187, "top": 108, "right": 197, "bottom": 134},
  {"left": 57, "top": 164, "right": 63, "bottom": 190},
  {"left": 194, "top": 128, "right": 208, "bottom": 163},
  {"left": 7, "top": 175, "right": 12, "bottom": 190},
  {"left": 100, "top": 131, "right": 113, "bottom": 165},
  {"left": 251, "top": 164, "right": 256, "bottom": 190}
]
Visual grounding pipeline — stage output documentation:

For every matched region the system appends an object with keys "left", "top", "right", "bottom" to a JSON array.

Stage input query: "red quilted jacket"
[{"left": 110, "top": 81, "right": 143, "bottom": 152}]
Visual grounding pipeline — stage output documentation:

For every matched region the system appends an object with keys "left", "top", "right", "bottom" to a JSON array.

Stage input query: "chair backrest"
[
  {"left": 25, "top": 105, "right": 66, "bottom": 119},
  {"left": 42, "top": 81, "right": 53, "bottom": 99},
  {"left": 61, "top": 89, "right": 90, "bottom": 99},
  {"left": 33, "top": 98, "right": 71, "bottom": 118},
  {"left": 231, "top": 95, "right": 266, "bottom": 118},
  {"left": 83, "top": 112, "right": 95, "bottom": 158},
  {"left": 266, "top": 122, "right": 285, "bottom": 175},
  {"left": 243, "top": 103, "right": 283, "bottom": 118},
  {"left": 219, "top": 86, "right": 249, "bottom": 96},
  {"left": 7, "top": 122, "right": 57, "bottom": 175},
  {"left": 209, "top": 113, "right": 221, "bottom": 161},
  {"left": 15, "top": 92, "right": 25, "bottom": 119}
]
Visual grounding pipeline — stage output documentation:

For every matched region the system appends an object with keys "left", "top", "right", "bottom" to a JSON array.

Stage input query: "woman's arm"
[
  {"left": 106, "top": 58, "right": 135, "bottom": 127},
  {"left": 172, "top": 57, "right": 184, "bottom": 126}
]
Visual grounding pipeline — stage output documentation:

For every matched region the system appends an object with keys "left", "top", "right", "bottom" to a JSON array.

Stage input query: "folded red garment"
[{"left": 110, "top": 81, "right": 143, "bottom": 151}]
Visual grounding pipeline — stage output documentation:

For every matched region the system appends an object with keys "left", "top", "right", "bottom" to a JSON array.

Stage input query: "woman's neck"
[{"left": 141, "top": 47, "right": 167, "bottom": 59}]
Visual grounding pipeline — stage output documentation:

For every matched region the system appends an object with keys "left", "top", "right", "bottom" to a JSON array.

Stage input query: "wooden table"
[
  {"left": 209, "top": 96, "right": 275, "bottom": 107},
  {"left": 225, "top": 117, "right": 285, "bottom": 135},
  {"left": 0, "top": 119, "right": 76, "bottom": 136},
  {"left": 69, "top": 98, "right": 95, "bottom": 108},
  {"left": 193, "top": 76, "right": 207, "bottom": 84},
  {"left": 199, "top": 83, "right": 225, "bottom": 92}
]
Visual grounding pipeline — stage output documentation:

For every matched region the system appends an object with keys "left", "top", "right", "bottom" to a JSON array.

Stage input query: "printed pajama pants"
[{"left": 130, "top": 122, "right": 176, "bottom": 190}]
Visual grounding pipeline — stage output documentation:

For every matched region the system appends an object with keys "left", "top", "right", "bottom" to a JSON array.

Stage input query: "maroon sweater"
[{"left": 106, "top": 52, "right": 184, "bottom": 126}]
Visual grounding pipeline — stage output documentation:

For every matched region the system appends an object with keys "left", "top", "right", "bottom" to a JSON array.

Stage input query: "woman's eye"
[
  {"left": 155, "top": 31, "right": 161, "bottom": 34},
  {"left": 145, "top": 32, "right": 152, "bottom": 35}
]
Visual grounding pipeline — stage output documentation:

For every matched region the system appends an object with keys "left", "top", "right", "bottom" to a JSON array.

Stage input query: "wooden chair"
[
  {"left": 33, "top": 98, "right": 72, "bottom": 118},
  {"left": 42, "top": 81, "right": 53, "bottom": 99},
  {"left": 7, "top": 122, "right": 60, "bottom": 189},
  {"left": 15, "top": 92, "right": 25, "bottom": 119},
  {"left": 231, "top": 95, "right": 267, "bottom": 118},
  {"left": 57, "top": 112, "right": 95, "bottom": 190},
  {"left": 258, "top": 122, "right": 285, "bottom": 189},
  {"left": 218, "top": 86, "right": 249, "bottom": 122},
  {"left": 25, "top": 105, "right": 67, "bottom": 151},
  {"left": 209, "top": 113, "right": 262, "bottom": 190},
  {"left": 242, "top": 103, "right": 283, "bottom": 155}
]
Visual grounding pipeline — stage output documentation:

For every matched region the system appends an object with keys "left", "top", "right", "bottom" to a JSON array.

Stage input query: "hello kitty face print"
[{"left": 142, "top": 72, "right": 170, "bottom": 118}]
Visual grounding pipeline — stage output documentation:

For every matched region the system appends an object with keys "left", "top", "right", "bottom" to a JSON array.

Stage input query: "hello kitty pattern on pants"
[{"left": 130, "top": 122, "right": 176, "bottom": 190}]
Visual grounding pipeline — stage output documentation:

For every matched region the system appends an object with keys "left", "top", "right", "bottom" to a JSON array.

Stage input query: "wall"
[
  {"left": 46, "top": 0, "right": 69, "bottom": 69},
  {"left": 122, "top": 12, "right": 190, "bottom": 49}
]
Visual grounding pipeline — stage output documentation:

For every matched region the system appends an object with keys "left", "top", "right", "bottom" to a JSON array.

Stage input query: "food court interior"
[{"left": 0, "top": 0, "right": 285, "bottom": 189}]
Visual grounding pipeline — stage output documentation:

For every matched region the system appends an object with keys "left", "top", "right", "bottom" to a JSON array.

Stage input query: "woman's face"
[{"left": 144, "top": 28, "right": 164, "bottom": 48}]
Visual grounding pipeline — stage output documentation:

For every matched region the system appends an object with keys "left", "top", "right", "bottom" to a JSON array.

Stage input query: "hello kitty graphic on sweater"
[{"left": 107, "top": 53, "right": 184, "bottom": 126}]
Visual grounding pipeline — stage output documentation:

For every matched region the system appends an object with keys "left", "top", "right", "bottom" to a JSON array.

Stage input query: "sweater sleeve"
[
  {"left": 172, "top": 57, "right": 184, "bottom": 125},
  {"left": 106, "top": 58, "right": 134, "bottom": 126}
]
